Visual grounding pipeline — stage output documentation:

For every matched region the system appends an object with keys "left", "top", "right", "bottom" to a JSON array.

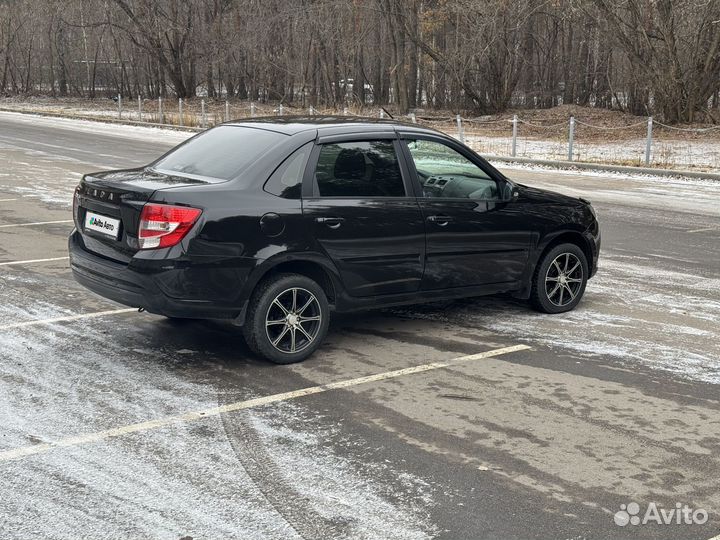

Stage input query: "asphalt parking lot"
[{"left": 1, "top": 111, "right": 719, "bottom": 540}]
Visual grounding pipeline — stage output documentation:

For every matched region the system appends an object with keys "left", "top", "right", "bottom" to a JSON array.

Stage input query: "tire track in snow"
[{"left": 218, "top": 408, "right": 350, "bottom": 539}]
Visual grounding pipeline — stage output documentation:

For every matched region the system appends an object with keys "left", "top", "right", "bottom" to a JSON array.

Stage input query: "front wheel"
[
  {"left": 531, "top": 243, "right": 588, "bottom": 314},
  {"left": 243, "top": 273, "right": 330, "bottom": 364}
]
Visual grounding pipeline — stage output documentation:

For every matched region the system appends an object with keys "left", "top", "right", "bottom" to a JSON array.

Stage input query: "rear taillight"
[{"left": 138, "top": 203, "right": 202, "bottom": 249}]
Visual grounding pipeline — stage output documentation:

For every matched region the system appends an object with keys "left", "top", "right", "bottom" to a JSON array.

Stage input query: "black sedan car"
[{"left": 69, "top": 117, "right": 600, "bottom": 363}]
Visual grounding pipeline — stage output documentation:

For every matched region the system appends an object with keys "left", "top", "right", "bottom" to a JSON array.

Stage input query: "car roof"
[{"left": 224, "top": 115, "right": 445, "bottom": 137}]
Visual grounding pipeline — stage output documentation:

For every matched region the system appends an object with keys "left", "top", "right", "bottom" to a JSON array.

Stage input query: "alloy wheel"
[
  {"left": 545, "top": 252, "right": 584, "bottom": 307},
  {"left": 265, "top": 287, "right": 322, "bottom": 354}
]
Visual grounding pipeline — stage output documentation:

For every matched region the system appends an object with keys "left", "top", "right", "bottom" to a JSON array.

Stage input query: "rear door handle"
[
  {"left": 427, "top": 215, "right": 454, "bottom": 225},
  {"left": 315, "top": 216, "right": 345, "bottom": 228}
]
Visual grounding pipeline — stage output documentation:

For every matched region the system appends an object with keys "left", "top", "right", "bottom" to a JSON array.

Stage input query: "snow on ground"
[
  {"left": 466, "top": 133, "right": 720, "bottom": 170},
  {"left": 0, "top": 145, "right": 82, "bottom": 206},
  {"left": 0, "top": 110, "right": 193, "bottom": 145},
  {"left": 0, "top": 296, "right": 437, "bottom": 539},
  {"left": 488, "top": 254, "right": 720, "bottom": 384},
  {"left": 244, "top": 402, "right": 438, "bottom": 538},
  {"left": 391, "top": 250, "right": 720, "bottom": 385}
]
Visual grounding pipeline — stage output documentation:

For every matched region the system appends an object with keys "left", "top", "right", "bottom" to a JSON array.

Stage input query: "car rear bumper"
[{"left": 69, "top": 231, "right": 246, "bottom": 320}]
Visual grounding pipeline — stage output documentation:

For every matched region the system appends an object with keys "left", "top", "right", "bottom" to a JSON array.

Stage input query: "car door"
[
  {"left": 399, "top": 134, "right": 531, "bottom": 290},
  {"left": 302, "top": 135, "right": 426, "bottom": 297}
]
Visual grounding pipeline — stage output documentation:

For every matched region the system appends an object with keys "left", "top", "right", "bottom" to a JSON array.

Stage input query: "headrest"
[{"left": 333, "top": 149, "right": 366, "bottom": 179}]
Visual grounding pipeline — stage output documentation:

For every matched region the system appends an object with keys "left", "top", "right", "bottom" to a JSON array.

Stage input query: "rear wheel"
[
  {"left": 243, "top": 273, "right": 330, "bottom": 364},
  {"left": 531, "top": 243, "right": 588, "bottom": 314}
]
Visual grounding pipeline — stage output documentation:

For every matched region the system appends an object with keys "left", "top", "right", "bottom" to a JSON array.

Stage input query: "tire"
[
  {"left": 243, "top": 273, "right": 330, "bottom": 364},
  {"left": 530, "top": 243, "right": 588, "bottom": 314}
]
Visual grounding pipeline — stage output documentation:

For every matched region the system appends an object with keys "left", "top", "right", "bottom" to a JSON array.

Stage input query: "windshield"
[{"left": 152, "top": 125, "right": 287, "bottom": 182}]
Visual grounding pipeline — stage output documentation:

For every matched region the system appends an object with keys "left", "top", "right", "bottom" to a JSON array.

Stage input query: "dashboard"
[{"left": 418, "top": 171, "right": 499, "bottom": 200}]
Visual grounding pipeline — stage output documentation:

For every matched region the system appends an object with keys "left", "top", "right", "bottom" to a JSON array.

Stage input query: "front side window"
[
  {"left": 153, "top": 125, "right": 286, "bottom": 182},
  {"left": 406, "top": 139, "right": 499, "bottom": 200},
  {"left": 314, "top": 140, "right": 405, "bottom": 197}
]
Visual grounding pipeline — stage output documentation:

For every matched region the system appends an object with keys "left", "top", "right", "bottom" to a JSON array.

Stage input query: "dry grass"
[
  {"left": 2, "top": 97, "right": 718, "bottom": 141},
  {"left": 415, "top": 104, "right": 720, "bottom": 143}
]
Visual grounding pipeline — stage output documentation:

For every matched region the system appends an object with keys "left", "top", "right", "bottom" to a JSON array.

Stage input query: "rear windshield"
[{"left": 152, "top": 125, "right": 286, "bottom": 182}]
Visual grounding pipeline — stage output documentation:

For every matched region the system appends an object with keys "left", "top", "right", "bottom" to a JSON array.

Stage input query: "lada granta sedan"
[{"left": 69, "top": 117, "right": 600, "bottom": 363}]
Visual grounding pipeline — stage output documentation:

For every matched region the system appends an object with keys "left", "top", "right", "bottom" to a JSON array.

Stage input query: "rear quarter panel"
[{"left": 144, "top": 130, "right": 318, "bottom": 306}]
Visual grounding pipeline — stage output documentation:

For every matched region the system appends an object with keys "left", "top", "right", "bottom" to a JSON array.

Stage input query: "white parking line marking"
[
  {"left": 0, "top": 219, "right": 73, "bottom": 229},
  {"left": 0, "top": 344, "right": 530, "bottom": 462},
  {"left": 0, "top": 256, "right": 69, "bottom": 267},
  {"left": 0, "top": 308, "right": 137, "bottom": 331},
  {"left": 0, "top": 198, "right": 18, "bottom": 202},
  {"left": 687, "top": 227, "right": 718, "bottom": 233}
]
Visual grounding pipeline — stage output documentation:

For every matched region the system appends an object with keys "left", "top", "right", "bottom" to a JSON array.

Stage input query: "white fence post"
[
  {"left": 410, "top": 112, "right": 417, "bottom": 123},
  {"left": 250, "top": 102, "right": 256, "bottom": 117},
  {"left": 178, "top": 98, "right": 183, "bottom": 126},
  {"left": 279, "top": 104, "right": 284, "bottom": 116},
  {"left": 308, "top": 106, "right": 314, "bottom": 115},
  {"left": 117, "top": 94, "right": 122, "bottom": 119},
  {"left": 225, "top": 100, "right": 230, "bottom": 122},
  {"left": 201, "top": 99, "right": 206, "bottom": 128},
  {"left": 343, "top": 106, "right": 348, "bottom": 116},
  {"left": 568, "top": 116, "right": 575, "bottom": 161},
  {"left": 158, "top": 97, "right": 163, "bottom": 124},
  {"left": 645, "top": 116, "right": 653, "bottom": 165},
  {"left": 456, "top": 114, "right": 465, "bottom": 144},
  {"left": 511, "top": 115, "right": 518, "bottom": 157},
  {"left": 379, "top": 108, "right": 385, "bottom": 118},
  {"left": 137, "top": 96, "right": 142, "bottom": 121}
]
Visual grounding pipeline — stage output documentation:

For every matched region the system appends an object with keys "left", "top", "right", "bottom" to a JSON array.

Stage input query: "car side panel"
[
  {"left": 302, "top": 197, "right": 426, "bottom": 296},
  {"left": 417, "top": 198, "right": 532, "bottom": 288}
]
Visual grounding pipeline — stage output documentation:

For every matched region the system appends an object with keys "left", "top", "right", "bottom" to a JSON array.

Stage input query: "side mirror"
[{"left": 502, "top": 182, "right": 519, "bottom": 202}]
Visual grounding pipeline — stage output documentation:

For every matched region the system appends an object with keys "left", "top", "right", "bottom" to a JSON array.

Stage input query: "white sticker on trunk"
[{"left": 84, "top": 211, "right": 121, "bottom": 239}]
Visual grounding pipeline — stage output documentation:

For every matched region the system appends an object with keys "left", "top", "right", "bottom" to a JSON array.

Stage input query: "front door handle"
[
  {"left": 316, "top": 216, "right": 345, "bottom": 229},
  {"left": 427, "top": 215, "right": 454, "bottom": 226}
]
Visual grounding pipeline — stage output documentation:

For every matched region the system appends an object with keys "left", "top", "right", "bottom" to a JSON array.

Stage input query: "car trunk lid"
[{"left": 75, "top": 168, "right": 211, "bottom": 263}]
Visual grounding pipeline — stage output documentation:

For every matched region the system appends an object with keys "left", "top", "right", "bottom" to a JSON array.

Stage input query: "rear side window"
[
  {"left": 314, "top": 140, "right": 405, "bottom": 197},
  {"left": 264, "top": 143, "right": 312, "bottom": 199},
  {"left": 153, "top": 125, "right": 286, "bottom": 182}
]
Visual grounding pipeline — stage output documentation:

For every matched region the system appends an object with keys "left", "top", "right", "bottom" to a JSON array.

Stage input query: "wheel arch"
[
  {"left": 514, "top": 228, "right": 593, "bottom": 300},
  {"left": 533, "top": 230, "right": 593, "bottom": 267},
  {"left": 235, "top": 253, "right": 341, "bottom": 326},
  {"left": 537, "top": 229, "right": 594, "bottom": 268},
  {"left": 264, "top": 259, "right": 338, "bottom": 305}
]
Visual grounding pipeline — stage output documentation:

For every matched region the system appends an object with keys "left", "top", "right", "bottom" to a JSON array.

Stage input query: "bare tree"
[
  {"left": 594, "top": 0, "right": 720, "bottom": 122},
  {"left": 0, "top": 0, "right": 718, "bottom": 123}
]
